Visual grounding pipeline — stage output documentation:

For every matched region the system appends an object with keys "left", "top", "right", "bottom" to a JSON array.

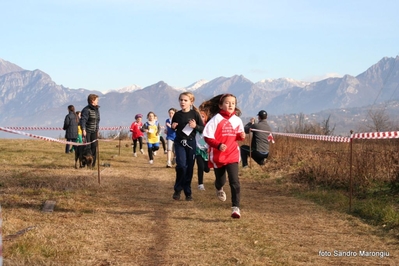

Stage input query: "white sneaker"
[
  {"left": 149, "top": 160, "right": 153, "bottom": 164},
  {"left": 231, "top": 206, "right": 241, "bottom": 219},
  {"left": 216, "top": 189, "right": 226, "bottom": 202},
  {"left": 198, "top": 184, "right": 205, "bottom": 190},
  {"left": 164, "top": 150, "right": 167, "bottom": 154},
  {"left": 140, "top": 149, "right": 144, "bottom": 154},
  {"left": 153, "top": 151, "right": 157, "bottom": 156},
  {"left": 133, "top": 153, "right": 137, "bottom": 157},
  {"left": 166, "top": 161, "right": 172, "bottom": 168}
]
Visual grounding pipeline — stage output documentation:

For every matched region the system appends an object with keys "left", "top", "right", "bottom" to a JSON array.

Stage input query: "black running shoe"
[
  {"left": 185, "top": 195, "right": 193, "bottom": 201},
  {"left": 173, "top": 191, "right": 181, "bottom": 200}
]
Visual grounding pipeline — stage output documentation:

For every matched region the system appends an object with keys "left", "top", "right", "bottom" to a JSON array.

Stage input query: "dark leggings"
[
  {"left": 160, "top": 136, "right": 166, "bottom": 151},
  {"left": 196, "top": 155, "right": 209, "bottom": 185},
  {"left": 133, "top": 137, "right": 143, "bottom": 153},
  {"left": 147, "top": 143, "right": 159, "bottom": 160},
  {"left": 65, "top": 138, "right": 77, "bottom": 153},
  {"left": 85, "top": 131, "right": 98, "bottom": 166},
  {"left": 214, "top": 163, "right": 240, "bottom": 207}
]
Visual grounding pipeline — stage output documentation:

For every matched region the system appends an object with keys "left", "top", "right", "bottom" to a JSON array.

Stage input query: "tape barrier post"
[
  {"left": 97, "top": 134, "right": 101, "bottom": 185},
  {"left": 118, "top": 136, "right": 121, "bottom": 156},
  {"left": 0, "top": 204, "right": 3, "bottom": 266},
  {"left": 249, "top": 128, "right": 252, "bottom": 169},
  {"left": 349, "top": 130, "right": 354, "bottom": 212}
]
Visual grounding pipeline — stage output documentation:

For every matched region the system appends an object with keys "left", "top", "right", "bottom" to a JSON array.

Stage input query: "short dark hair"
[{"left": 257, "top": 110, "right": 267, "bottom": 120}]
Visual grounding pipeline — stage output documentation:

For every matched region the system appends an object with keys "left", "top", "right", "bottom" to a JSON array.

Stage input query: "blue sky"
[{"left": 2, "top": 0, "right": 398, "bottom": 92}]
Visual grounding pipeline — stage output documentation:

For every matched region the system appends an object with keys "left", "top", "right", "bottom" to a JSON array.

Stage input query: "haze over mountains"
[{"left": 0, "top": 56, "right": 398, "bottom": 137}]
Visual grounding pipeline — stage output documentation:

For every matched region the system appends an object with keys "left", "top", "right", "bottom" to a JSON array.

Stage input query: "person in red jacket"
[
  {"left": 202, "top": 94, "right": 245, "bottom": 219},
  {"left": 130, "top": 114, "right": 144, "bottom": 157}
]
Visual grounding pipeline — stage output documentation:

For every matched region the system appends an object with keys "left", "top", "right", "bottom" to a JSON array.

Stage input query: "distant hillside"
[{"left": 0, "top": 56, "right": 398, "bottom": 138}]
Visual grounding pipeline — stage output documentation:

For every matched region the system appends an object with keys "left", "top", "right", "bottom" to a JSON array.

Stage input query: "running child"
[
  {"left": 165, "top": 108, "right": 177, "bottom": 168},
  {"left": 130, "top": 114, "right": 144, "bottom": 157},
  {"left": 155, "top": 115, "right": 167, "bottom": 155},
  {"left": 202, "top": 94, "right": 245, "bottom": 218},
  {"left": 141, "top": 111, "right": 161, "bottom": 164},
  {"left": 70, "top": 111, "right": 83, "bottom": 153},
  {"left": 171, "top": 92, "right": 204, "bottom": 201},
  {"left": 196, "top": 104, "right": 210, "bottom": 190}
]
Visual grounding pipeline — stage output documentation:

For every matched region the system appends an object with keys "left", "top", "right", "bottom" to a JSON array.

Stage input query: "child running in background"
[
  {"left": 70, "top": 111, "right": 83, "bottom": 153},
  {"left": 171, "top": 92, "right": 204, "bottom": 201},
  {"left": 76, "top": 111, "right": 83, "bottom": 145},
  {"left": 141, "top": 111, "right": 161, "bottom": 164},
  {"left": 196, "top": 104, "right": 210, "bottom": 190},
  {"left": 165, "top": 108, "right": 177, "bottom": 168},
  {"left": 160, "top": 128, "right": 167, "bottom": 154},
  {"left": 155, "top": 115, "right": 167, "bottom": 155},
  {"left": 130, "top": 114, "right": 144, "bottom": 157},
  {"left": 202, "top": 93, "right": 246, "bottom": 218}
]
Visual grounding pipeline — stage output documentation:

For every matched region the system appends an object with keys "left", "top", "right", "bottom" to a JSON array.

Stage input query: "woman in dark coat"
[{"left": 63, "top": 105, "right": 79, "bottom": 154}]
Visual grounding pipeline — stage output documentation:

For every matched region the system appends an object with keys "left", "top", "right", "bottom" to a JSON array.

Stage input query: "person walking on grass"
[
  {"left": 165, "top": 108, "right": 177, "bottom": 168},
  {"left": 63, "top": 105, "right": 79, "bottom": 154},
  {"left": 80, "top": 94, "right": 100, "bottom": 167},
  {"left": 240, "top": 110, "right": 272, "bottom": 168},
  {"left": 202, "top": 93, "right": 245, "bottom": 219},
  {"left": 171, "top": 92, "right": 204, "bottom": 201},
  {"left": 130, "top": 114, "right": 144, "bottom": 157},
  {"left": 141, "top": 111, "right": 161, "bottom": 164}
]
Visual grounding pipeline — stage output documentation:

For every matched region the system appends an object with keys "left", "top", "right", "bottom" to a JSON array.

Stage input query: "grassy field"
[{"left": 0, "top": 138, "right": 398, "bottom": 265}]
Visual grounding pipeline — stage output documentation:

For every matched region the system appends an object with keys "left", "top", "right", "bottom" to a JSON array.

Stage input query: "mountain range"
[{"left": 0, "top": 56, "right": 398, "bottom": 137}]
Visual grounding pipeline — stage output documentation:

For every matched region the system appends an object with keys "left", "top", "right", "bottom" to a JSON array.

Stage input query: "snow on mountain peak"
[
  {"left": 105, "top": 84, "right": 142, "bottom": 94},
  {"left": 256, "top": 78, "right": 309, "bottom": 91},
  {"left": 185, "top": 79, "right": 209, "bottom": 91}
]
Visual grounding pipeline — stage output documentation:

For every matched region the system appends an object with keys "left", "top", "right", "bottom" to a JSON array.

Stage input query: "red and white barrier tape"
[
  {"left": 5, "top": 125, "right": 397, "bottom": 143},
  {"left": 2, "top": 126, "right": 129, "bottom": 131},
  {"left": 250, "top": 129, "right": 399, "bottom": 142},
  {"left": 0, "top": 126, "right": 123, "bottom": 144},
  {"left": 0, "top": 127, "right": 96, "bottom": 145},
  {"left": 251, "top": 129, "right": 351, "bottom": 143},
  {"left": 351, "top": 131, "right": 399, "bottom": 140},
  {"left": 274, "top": 132, "right": 351, "bottom": 143}
]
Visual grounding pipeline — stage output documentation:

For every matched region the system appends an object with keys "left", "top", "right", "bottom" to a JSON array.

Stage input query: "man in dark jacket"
[
  {"left": 63, "top": 105, "right": 79, "bottom": 154},
  {"left": 80, "top": 94, "right": 100, "bottom": 166},
  {"left": 240, "top": 110, "right": 272, "bottom": 168}
]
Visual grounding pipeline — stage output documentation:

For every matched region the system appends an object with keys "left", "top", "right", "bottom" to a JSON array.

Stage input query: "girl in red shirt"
[
  {"left": 202, "top": 94, "right": 245, "bottom": 218},
  {"left": 130, "top": 114, "right": 144, "bottom": 157}
]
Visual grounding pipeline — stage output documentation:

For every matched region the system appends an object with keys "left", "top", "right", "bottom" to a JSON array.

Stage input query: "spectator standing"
[
  {"left": 80, "top": 94, "right": 100, "bottom": 167},
  {"left": 63, "top": 105, "right": 79, "bottom": 154}
]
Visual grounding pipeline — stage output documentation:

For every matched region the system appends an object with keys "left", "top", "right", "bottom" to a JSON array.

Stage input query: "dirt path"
[
  {"left": 85, "top": 155, "right": 398, "bottom": 266},
  {"left": 2, "top": 141, "right": 398, "bottom": 265}
]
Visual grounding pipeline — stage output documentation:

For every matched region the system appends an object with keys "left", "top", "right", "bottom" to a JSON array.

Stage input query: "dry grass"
[{"left": 0, "top": 139, "right": 398, "bottom": 265}]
